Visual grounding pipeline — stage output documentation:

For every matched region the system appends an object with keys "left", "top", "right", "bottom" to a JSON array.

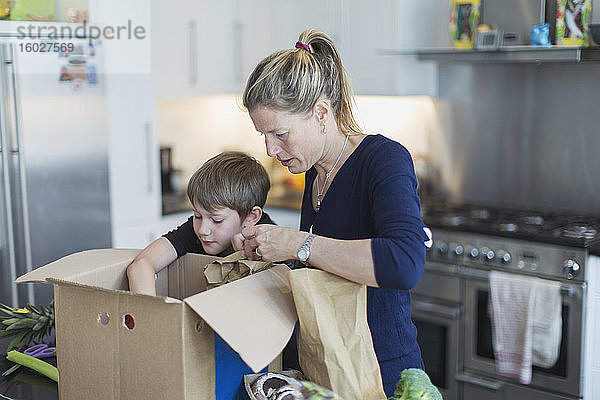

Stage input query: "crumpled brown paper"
[
  {"left": 204, "top": 251, "right": 272, "bottom": 289},
  {"left": 288, "top": 268, "right": 387, "bottom": 400}
]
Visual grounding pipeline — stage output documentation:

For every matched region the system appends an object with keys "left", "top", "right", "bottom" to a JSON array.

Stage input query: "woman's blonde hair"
[{"left": 242, "top": 29, "right": 362, "bottom": 134}]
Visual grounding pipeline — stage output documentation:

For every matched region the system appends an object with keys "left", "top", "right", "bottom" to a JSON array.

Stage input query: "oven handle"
[
  {"left": 412, "top": 300, "right": 461, "bottom": 320},
  {"left": 455, "top": 372, "right": 505, "bottom": 391},
  {"left": 458, "top": 266, "right": 582, "bottom": 298}
]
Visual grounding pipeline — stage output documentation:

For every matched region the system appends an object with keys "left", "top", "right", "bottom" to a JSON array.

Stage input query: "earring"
[{"left": 322, "top": 125, "right": 327, "bottom": 134}]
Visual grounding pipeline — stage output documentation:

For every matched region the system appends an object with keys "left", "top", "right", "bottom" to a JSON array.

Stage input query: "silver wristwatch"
[{"left": 297, "top": 234, "right": 316, "bottom": 264}]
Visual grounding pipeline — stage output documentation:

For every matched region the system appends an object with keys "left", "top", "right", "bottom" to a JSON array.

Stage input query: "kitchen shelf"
[{"left": 380, "top": 46, "right": 600, "bottom": 63}]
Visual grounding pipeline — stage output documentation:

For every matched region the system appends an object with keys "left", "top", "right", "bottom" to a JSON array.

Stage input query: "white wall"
[
  {"left": 157, "top": 95, "right": 440, "bottom": 184},
  {"left": 156, "top": 96, "right": 267, "bottom": 186}
]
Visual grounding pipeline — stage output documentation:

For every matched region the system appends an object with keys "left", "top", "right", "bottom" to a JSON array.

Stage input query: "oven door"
[
  {"left": 462, "top": 267, "right": 585, "bottom": 398},
  {"left": 457, "top": 371, "right": 578, "bottom": 400},
  {"left": 412, "top": 297, "right": 461, "bottom": 400}
]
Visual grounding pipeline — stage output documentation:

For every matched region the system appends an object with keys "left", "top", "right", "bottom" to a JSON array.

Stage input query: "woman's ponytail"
[{"left": 243, "top": 29, "right": 362, "bottom": 134}]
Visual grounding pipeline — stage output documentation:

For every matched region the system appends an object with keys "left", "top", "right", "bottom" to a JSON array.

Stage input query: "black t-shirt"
[{"left": 163, "top": 212, "right": 276, "bottom": 258}]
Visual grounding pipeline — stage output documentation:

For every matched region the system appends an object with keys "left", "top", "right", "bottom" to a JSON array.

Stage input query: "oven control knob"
[
  {"left": 436, "top": 241, "right": 449, "bottom": 255},
  {"left": 563, "top": 259, "right": 580, "bottom": 279},
  {"left": 467, "top": 246, "right": 479, "bottom": 259},
  {"left": 481, "top": 247, "right": 495, "bottom": 261},
  {"left": 497, "top": 250, "right": 512, "bottom": 264},
  {"left": 452, "top": 244, "right": 464, "bottom": 257}
]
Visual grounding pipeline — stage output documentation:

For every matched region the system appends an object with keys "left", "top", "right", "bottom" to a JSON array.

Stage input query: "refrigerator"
[{"left": 0, "top": 33, "right": 111, "bottom": 307}]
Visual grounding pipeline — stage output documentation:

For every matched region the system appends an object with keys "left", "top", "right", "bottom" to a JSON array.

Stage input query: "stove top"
[{"left": 421, "top": 201, "right": 600, "bottom": 252}]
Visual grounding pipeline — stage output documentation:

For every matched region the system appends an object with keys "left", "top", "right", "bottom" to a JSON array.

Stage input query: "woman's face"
[{"left": 249, "top": 107, "right": 323, "bottom": 174}]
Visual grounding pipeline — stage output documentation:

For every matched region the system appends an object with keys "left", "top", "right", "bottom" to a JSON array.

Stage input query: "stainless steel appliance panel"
[
  {"left": 430, "top": 63, "right": 600, "bottom": 215},
  {"left": 412, "top": 298, "right": 461, "bottom": 400},
  {"left": 1, "top": 41, "right": 21, "bottom": 307},
  {"left": 0, "top": 154, "right": 12, "bottom": 302},
  {"left": 0, "top": 37, "right": 111, "bottom": 307},
  {"left": 427, "top": 230, "right": 588, "bottom": 282},
  {"left": 412, "top": 267, "right": 462, "bottom": 400},
  {"left": 482, "top": 0, "right": 545, "bottom": 44},
  {"left": 412, "top": 263, "right": 461, "bottom": 302},
  {"left": 459, "top": 371, "right": 577, "bottom": 400}
]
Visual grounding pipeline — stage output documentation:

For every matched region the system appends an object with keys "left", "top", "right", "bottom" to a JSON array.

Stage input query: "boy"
[{"left": 127, "top": 151, "right": 274, "bottom": 296}]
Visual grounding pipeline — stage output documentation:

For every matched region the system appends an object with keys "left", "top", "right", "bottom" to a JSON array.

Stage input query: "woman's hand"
[
  {"left": 241, "top": 225, "right": 379, "bottom": 286},
  {"left": 241, "top": 225, "right": 308, "bottom": 261}
]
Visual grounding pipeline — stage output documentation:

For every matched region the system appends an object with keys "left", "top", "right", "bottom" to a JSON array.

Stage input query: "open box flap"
[
  {"left": 15, "top": 248, "right": 141, "bottom": 284},
  {"left": 184, "top": 263, "right": 297, "bottom": 373}
]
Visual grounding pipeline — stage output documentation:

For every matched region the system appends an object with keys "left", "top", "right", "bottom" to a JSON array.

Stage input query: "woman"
[{"left": 238, "top": 29, "right": 431, "bottom": 396}]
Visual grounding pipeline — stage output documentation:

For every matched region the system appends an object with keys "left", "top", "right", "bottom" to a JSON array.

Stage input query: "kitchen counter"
[
  {"left": 162, "top": 188, "right": 301, "bottom": 217},
  {"left": 0, "top": 338, "right": 58, "bottom": 400},
  {"left": 162, "top": 191, "right": 191, "bottom": 215},
  {"left": 265, "top": 196, "right": 301, "bottom": 212}
]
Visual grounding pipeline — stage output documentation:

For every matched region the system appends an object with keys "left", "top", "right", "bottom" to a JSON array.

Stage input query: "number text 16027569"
[{"left": 18, "top": 42, "right": 75, "bottom": 53}]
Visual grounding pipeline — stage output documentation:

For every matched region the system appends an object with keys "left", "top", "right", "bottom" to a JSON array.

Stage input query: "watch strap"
[{"left": 298, "top": 234, "right": 316, "bottom": 264}]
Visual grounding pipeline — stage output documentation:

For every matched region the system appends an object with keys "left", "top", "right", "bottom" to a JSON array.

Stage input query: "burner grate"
[
  {"left": 421, "top": 201, "right": 600, "bottom": 248},
  {"left": 560, "top": 224, "right": 598, "bottom": 240}
]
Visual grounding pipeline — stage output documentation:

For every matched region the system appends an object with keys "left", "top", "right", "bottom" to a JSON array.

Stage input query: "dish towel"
[
  {"left": 489, "top": 271, "right": 537, "bottom": 384},
  {"left": 532, "top": 278, "right": 562, "bottom": 368}
]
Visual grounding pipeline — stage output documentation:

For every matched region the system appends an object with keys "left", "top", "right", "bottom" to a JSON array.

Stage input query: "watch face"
[{"left": 298, "top": 248, "right": 309, "bottom": 262}]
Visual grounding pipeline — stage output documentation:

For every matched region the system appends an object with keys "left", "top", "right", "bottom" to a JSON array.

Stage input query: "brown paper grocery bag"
[
  {"left": 204, "top": 250, "right": 272, "bottom": 289},
  {"left": 288, "top": 268, "right": 387, "bottom": 400}
]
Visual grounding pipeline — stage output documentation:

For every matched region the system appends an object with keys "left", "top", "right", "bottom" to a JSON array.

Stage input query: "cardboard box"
[{"left": 16, "top": 249, "right": 297, "bottom": 399}]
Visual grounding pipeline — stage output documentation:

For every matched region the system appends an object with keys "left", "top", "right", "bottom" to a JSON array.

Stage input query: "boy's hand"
[{"left": 231, "top": 232, "right": 245, "bottom": 252}]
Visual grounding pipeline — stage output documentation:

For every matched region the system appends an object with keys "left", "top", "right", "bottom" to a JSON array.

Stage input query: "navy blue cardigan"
[{"left": 300, "top": 134, "right": 428, "bottom": 395}]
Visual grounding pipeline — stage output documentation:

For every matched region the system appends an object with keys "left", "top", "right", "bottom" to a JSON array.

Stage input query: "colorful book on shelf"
[
  {"left": 450, "top": 0, "right": 481, "bottom": 48},
  {"left": 9, "top": 0, "right": 54, "bottom": 21},
  {"left": 555, "top": 0, "right": 592, "bottom": 46}
]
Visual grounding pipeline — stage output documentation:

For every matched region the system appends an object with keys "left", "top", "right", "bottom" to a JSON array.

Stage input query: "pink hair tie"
[{"left": 295, "top": 41, "right": 311, "bottom": 53}]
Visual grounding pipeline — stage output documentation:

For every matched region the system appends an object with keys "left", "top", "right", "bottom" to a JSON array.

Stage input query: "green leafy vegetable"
[
  {"left": 0, "top": 302, "right": 54, "bottom": 351},
  {"left": 389, "top": 368, "right": 442, "bottom": 400}
]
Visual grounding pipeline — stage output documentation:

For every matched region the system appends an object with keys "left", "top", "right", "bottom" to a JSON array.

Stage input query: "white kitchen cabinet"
[
  {"left": 152, "top": 0, "right": 345, "bottom": 99},
  {"left": 340, "top": 0, "right": 449, "bottom": 96},
  {"left": 151, "top": 0, "right": 240, "bottom": 99},
  {"left": 95, "top": 0, "right": 162, "bottom": 243},
  {"left": 383, "top": 0, "right": 450, "bottom": 96},
  {"left": 111, "top": 223, "right": 158, "bottom": 249},
  {"left": 346, "top": 2, "right": 398, "bottom": 95},
  {"left": 112, "top": 212, "right": 191, "bottom": 249},
  {"left": 150, "top": 0, "right": 201, "bottom": 99},
  {"left": 237, "top": 0, "right": 443, "bottom": 96},
  {"left": 106, "top": 73, "right": 160, "bottom": 228},
  {"left": 151, "top": 0, "right": 445, "bottom": 98},
  {"left": 237, "top": 0, "right": 343, "bottom": 88},
  {"left": 155, "top": 211, "right": 193, "bottom": 237}
]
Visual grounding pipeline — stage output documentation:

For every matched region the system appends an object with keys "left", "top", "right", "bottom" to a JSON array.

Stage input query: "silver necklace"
[{"left": 315, "top": 134, "right": 349, "bottom": 212}]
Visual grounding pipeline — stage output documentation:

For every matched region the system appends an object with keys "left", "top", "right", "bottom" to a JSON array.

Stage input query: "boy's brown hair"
[{"left": 187, "top": 151, "right": 270, "bottom": 218}]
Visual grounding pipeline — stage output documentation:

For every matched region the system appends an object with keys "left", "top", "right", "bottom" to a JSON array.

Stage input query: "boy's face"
[{"left": 192, "top": 204, "right": 242, "bottom": 255}]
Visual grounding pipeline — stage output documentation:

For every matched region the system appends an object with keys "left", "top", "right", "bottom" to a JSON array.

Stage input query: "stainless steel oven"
[
  {"left": 411, "top": 262, "right": 462, "bottom": 400},
  {"left": 418, "top": 210, "right": 596, "bottom": 400},
  {"left": 461, "top": 266, "right": 585, "bottom": 399}
]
